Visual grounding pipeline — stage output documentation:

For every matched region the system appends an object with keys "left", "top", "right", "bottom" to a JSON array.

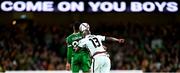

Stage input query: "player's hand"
[
  {"left": 66, "top": 62, "right": 71, "bottom": 71},
  {"left": 118, "top": 39, "right": 125, "bottom": 43}
]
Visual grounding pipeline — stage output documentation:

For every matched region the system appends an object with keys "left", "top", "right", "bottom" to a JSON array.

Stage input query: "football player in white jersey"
[{"left": 78, "top": 23, "right": 124, "bottom": 73}]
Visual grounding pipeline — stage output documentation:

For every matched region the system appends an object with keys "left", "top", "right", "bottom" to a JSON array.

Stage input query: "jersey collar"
[{"left": 85, "top": 34, "right": 91, "bottom": 38}]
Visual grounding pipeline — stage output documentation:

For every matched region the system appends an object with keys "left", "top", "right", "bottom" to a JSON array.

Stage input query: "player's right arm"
[{"left": 66, "top": 37, "right": 73, "bottom": 70}]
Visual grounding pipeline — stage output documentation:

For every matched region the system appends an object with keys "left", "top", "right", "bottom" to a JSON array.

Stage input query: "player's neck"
[
  {"left": 84, "top": 34, "right": 91, "bottom": 37},
  {"left": 73, "top": 31, "right": 79, "bottom": 34}
]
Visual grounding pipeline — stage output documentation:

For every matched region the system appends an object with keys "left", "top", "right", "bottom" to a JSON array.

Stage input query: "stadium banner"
[
  {"left": 5, "top": 70, "right": 143, "bottom": 73},
  {"left": 0, "top": 1, "right": 178, "bottom": 12}
]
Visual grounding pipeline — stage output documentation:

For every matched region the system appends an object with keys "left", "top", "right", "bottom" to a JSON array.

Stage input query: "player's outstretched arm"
[{"left": 105, "top": 37, "right": 125, "bottom": 43}]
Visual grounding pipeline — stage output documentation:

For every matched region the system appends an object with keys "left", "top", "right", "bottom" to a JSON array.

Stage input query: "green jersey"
[
  {"left": 66, "top": 32, "right": 91, "bottom": 72},
  {"left": 66, "top": 32, "right": 83, "bottom": 63}
]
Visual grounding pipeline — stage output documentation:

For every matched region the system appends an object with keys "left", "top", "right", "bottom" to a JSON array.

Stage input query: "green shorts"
[{"left": 71, "top": 51, "right": 91, "bottom": 73}]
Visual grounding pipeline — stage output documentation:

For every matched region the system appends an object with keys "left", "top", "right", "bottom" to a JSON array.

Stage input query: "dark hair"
[{"left": 72, "top": 21, "right": 81, "bottom": 31}]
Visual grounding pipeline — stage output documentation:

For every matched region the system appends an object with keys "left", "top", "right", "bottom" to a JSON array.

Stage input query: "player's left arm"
[
  {"left": 97, "top": 35, "right": 125, "bottom": 43},
  {"left": 105, "top": 37, "right": 125, "bottom": 43}
]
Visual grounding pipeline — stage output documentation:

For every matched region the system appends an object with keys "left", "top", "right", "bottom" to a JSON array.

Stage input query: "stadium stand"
[{"left": 0, "top": 22, "right": 180, "bottom": 72}]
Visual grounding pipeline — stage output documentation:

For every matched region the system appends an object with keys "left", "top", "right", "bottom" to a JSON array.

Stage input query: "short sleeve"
[
  {"left": 96, "top": 35, "right": 105, "bottom": 41},
  {"left": 66, "top": 37, "right": 72, "bottom": 48}
]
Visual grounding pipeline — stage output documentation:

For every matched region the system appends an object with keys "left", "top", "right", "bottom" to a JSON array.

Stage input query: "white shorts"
[{"left": 91, "top": 54, "right": 110, "bottom": 73}]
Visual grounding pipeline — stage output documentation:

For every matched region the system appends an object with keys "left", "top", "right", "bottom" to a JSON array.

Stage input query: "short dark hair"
[{"left": 72, "top": 21, "right": 81, "bottom": 31}]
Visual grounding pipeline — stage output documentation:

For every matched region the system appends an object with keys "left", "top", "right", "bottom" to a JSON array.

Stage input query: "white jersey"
[
  {"left": 79, "top": 34, "right": 111, "bottom": 73},
  {"left": 78, "top": 34, "right": 106, "bottom": 56}
]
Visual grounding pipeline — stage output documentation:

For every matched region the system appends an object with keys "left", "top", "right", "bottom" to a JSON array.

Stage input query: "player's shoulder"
[
  {"left": 66, "top": 33, "right": 74, "bottom": 40},
  {"left": 66, "top": 32, "right": 82, "bottom": 40},
  {"left": 93, "top": 34, "right": 103, "bottom": 37},
  {"left": 85, "top": 34, "right": 98, "bottom": 38},
  {"left": 94, "top": 35, "right": 105, "bottom": 39}
]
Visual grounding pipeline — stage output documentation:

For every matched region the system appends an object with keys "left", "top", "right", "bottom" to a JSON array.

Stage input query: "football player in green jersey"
[{"left": 66, "top": 22, "right": 91, "bottom": 73}]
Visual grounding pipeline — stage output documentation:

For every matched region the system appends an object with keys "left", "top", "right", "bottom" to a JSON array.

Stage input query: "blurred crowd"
[
  {"left": 98, "top": 23, "right": 180, "bottom": 72},
  {"left": 0, "top": 21, "right": 180, "bottom": 72},
  {"left": 0, "top": 23, "right": 67, "bottom": 71}
]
